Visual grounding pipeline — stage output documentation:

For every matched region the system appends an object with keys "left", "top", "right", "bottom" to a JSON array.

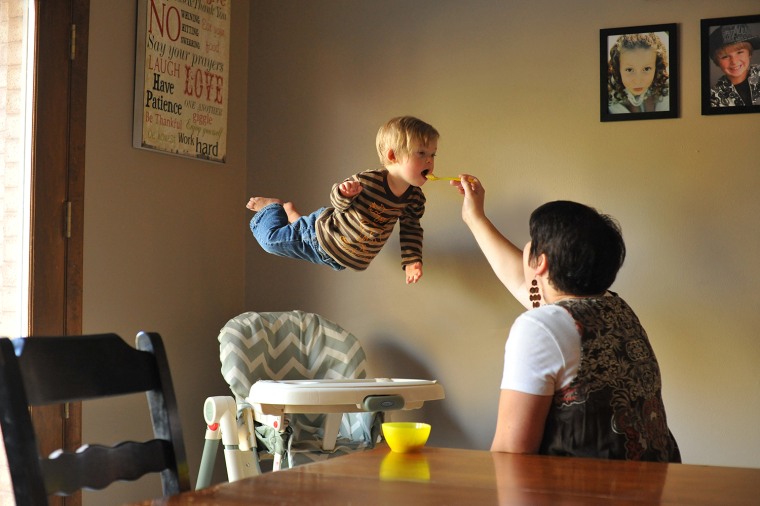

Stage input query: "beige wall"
[
  {"left": 246, "top": 0, "right": 760, "bottom": 469},
  {"left": 80, "top": 0, "right": 758, "bottom": 503},
  {"left": 82, "top": 1, "right": 249, "bottom": 503}
]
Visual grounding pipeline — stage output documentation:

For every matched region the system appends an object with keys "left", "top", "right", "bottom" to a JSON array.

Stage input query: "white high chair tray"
[{"left": 247, "top": 378, "right": 445, "bottom": 415}]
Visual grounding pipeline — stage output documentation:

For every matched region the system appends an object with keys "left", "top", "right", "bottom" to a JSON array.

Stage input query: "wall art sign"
[
  {"left": 700, "top": 14, "right": 760, "bottom": 116},
  {"left": 133, "top": 0, "right": 231, "bottom": 162},
  {"left": 600, "top": 23, "right": 679, "bottom": 122}
]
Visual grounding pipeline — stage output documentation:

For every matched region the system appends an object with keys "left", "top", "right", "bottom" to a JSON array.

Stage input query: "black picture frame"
[
  {"left": 700, "top": 14, "right": 760, "bottom": 115},
  {"left": 600, "top": 23, "right": 679, "bottom": 122}
]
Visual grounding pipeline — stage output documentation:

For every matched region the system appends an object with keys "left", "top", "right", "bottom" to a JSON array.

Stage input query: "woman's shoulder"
[
  {"left": 509, "top": 306, "right": 581, "bottom": 368},
  {"left": 555, "top": 292, "right": 639, "bottom": 325},
  {"left": 514, "top": 304, "right": 578, "bottom": 334}
]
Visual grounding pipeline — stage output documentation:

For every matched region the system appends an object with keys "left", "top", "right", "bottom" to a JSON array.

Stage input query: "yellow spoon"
[{"left": 425, "top": 174, "right": 461, "bottom": 182}]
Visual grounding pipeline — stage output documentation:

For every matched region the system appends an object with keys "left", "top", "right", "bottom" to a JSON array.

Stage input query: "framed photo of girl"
[
  {"left": 600, "top": 23, "right": 679, "bottom": 122},
  {"left": 701, "top": 14, "right": 760, "bottom": 115}
]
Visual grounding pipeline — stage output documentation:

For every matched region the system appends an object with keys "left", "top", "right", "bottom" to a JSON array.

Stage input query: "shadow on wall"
[{"left": 368, "top": 337, "right": 472, "bottom": 449}]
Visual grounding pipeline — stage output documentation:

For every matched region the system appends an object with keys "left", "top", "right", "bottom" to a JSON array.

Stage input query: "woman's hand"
[{"left": 451, "top": 174, "right": 485, "bottom": 226}]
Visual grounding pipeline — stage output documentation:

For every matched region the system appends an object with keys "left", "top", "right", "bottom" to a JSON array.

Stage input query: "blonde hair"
[{"left": 376, "top": 116, "right": 439, "bottom": 167}]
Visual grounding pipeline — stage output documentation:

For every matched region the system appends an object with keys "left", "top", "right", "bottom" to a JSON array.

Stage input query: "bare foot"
[
  {"left": 246, "top": 196, "right": 283, "bottom": 212},
  {"left": 246, "top": 197, "right": 302, "bottom": 223},
  {"left": 283, "top": 202, "right": 302, "bottom": 223}
]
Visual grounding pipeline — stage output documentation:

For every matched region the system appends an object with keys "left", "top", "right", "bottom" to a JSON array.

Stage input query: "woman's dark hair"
[{"left": 529, "top": 201, "right": 626, "bottom": 296}]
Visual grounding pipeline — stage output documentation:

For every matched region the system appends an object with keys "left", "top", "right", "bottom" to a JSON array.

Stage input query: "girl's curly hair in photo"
[{"left": 607, "top": 33, "right": 670, "bottom": 104}]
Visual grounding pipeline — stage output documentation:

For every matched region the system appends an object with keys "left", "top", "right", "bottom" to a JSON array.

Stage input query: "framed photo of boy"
[
  {"left": 600, "top": 23, "right": 679, "bottom": 122},
  {"left": 701, "top": 15, "right": 760, "bottom": 115}
]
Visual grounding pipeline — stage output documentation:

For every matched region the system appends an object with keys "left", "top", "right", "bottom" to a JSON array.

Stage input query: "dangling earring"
[{"left": 530, "top": 279, "right": 541, "bottom": 308}]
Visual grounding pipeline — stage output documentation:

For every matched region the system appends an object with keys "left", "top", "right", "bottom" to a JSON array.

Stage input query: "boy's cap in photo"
[{"left": 709, "top": 24, "right": 760, "bottom": 56}]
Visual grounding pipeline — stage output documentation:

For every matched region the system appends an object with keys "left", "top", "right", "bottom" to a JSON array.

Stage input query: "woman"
[
  {"left": 452, "top": 175, "right": 680, "bottom": 462},
  {"left": 607, "top": 32, "right": 670, "bottom": 113}
]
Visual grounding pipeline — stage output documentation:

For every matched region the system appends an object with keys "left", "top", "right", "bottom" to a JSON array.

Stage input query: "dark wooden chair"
[{"left": 0, "top": 332, "right": 191, "bottom": 505}]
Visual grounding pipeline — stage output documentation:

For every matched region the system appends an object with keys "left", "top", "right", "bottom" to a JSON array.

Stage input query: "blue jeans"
[{"left": 249, "top": 204, "right": 345, "bottom": 271}]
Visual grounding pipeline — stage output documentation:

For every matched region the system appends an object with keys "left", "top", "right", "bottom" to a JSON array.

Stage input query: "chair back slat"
[
  {"left": 15, "top": 334, "right": 159, "bottom": 404},
  {"left": 0, "top": 332, "right": 190, "bottom": 505},
  {"left": 41, "top": 439, "right": 174, "bottom": 495}
]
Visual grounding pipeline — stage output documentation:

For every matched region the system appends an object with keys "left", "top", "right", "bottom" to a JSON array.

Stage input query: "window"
[{"left": 1, "top": 0, "right": 34, "bottom": 338}]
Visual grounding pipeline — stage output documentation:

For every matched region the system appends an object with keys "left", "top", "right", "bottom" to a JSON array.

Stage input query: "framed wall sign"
[
  {"left": 133, "top": 0, "right": 231, "bottom": 162},
  {"left": 600, "top": 23, "right": 679, "bottom": 122},
  {"left": 700, "top": 14, "right": 760, "bottom": 115}
]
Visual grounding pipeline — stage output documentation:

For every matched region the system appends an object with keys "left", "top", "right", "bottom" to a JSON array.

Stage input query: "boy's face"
[
  {"left": 715, "top": 43, "right": 752, "bottom": 84},
  {"left": 391, "top": 139, "right": 438, "bottom": 187}
]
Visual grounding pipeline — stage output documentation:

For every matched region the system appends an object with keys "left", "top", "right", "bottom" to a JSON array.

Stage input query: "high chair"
[{"left": 195, "top": 310, "right": 444, "bottom": 489}]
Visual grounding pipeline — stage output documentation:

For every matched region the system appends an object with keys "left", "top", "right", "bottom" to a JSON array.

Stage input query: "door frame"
[{"left": 30, "top": 0, "right": 88, "bottom": 504}]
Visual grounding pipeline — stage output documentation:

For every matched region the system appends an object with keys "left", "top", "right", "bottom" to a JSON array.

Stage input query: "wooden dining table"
[{"left": 129, "top": 446, "right": 760, "bottom": 505}]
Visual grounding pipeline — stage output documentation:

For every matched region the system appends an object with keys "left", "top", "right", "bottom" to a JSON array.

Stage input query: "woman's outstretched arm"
[{"left": 453, "top": 174, "right": 531, "bottom": 309}]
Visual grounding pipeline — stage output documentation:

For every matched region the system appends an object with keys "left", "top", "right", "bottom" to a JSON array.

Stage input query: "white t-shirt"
[{"left": 500, "top": 305, "right": 581, "bottom": 395}]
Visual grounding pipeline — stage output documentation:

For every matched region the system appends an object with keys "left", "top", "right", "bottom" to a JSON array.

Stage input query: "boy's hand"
[
  {"left": 405, "top": 262, "right": 423, "bottom": 284},
  {"left": 339, "top": 181, "right": 363, "bottom": 198}
]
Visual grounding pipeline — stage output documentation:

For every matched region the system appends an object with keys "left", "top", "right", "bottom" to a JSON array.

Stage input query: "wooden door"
[{"left": 27, "top": 0, "right": 88, "bottom": 505}]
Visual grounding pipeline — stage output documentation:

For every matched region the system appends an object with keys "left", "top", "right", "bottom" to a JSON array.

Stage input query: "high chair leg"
[
  {"left": 322, "top": 413, "right": 341, "bottom": 451},
  {"left": 201, "top": 396, "right": 262, "bottom": 484},
  {"left": 196, "top": 435, "right": 220, "bottom": 490}
]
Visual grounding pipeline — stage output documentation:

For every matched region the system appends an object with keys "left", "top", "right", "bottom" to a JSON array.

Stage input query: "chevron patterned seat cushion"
[{"left": 218, "top": 310, "right": 381, "bottom": 467}]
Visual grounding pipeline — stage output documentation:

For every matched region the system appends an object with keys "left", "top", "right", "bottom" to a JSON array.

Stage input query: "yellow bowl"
[{"left": 382, "top": 422, "right": 431, "bottom": 453}]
